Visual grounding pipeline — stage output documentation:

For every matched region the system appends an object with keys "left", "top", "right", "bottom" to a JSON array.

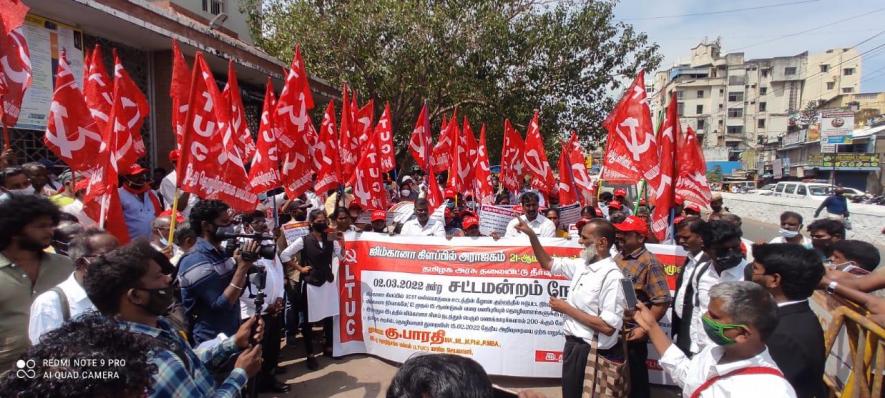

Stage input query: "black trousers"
[
  {"left": 298, "top": 279, "right": 332, "bottom": 355},
  {"left": 627, "top": 340, "right": 650, "bottom": 398},
  {"left": 259, "top": 312, "right": 282, "bottom": 377}
]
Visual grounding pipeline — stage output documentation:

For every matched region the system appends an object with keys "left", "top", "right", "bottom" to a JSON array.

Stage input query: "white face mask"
[
  {"left": 400, "top": 189, "right": 411, "bottom": 197},
  {"left": 8, "top": 186, "right": 35, "bottom": 196},
  {"left": 778, "top": 228, "right": 800, "bottom": 239}
]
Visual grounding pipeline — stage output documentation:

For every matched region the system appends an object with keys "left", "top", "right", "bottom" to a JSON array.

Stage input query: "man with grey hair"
[
  {"left": 517, "top": 217, "right": 626, "bottom": 398},
  {"left": 634, "top": 281, "right": 796, "bottom": 397},
  {"left": 28, "top": 229, "right": 119, "bottom": 343}
]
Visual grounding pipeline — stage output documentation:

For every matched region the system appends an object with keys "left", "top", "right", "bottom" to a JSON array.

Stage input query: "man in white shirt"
[
  {"left": 159, "top": 150, "right": 198, "bottom": 216},
  {"left": 634, "top": 281, "right": 796, "bottom": 398},
  {"left": 400, "top": 199, "right": 445, "bottom": 238},
  {"left": 29, "top": 229, "right": 119, "bottom": 343},
  {"left": 672, "top": 218, "right": 710, "bottom": 355},
  {"left": 237, "top": 211, "right": 289, "bottom": 393},
  {"left": 501, "top": 191, "right": 555, "bottom": 238},
  {"left": 690, "top": 220, "right": 749, "bottom": 355},
  {"left": 516, "top": 217, "right": 626, "bottom": 398}
]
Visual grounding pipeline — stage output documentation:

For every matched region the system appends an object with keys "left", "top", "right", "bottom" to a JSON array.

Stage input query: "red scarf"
[{"left": 122, "top": 184, "right": 162, "bottom": 216}]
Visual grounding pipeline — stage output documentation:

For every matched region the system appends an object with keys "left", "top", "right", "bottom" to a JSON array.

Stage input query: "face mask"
[
  {"left": 8, "top": 186, "right": 35, "bottom": 196},
  {"left": 134, "top": 287, "right": 174, "bottom": 316},
  {"left": 702, "top": 314, "right": 746, "bottom": 346},
  {"left": 778, "top": 228, "right": 799, "bottom": 239},
  {"left": 155, "top": 230, "right": 169, "bottom": 246},
  {"left": 446, "top": 201, "right": 455, "bottom": 209},
  {"left": 312, "top": 222, "right": 328, "bottom": 233},
  {"left": 711, "top": 204, "right": 722, "bottom": 212},
  {"left": 400, "top": 189, "right": 411, "bottom": 197},
  {"left": 714, "top": 249, "right": 744, "bottom": 269}
]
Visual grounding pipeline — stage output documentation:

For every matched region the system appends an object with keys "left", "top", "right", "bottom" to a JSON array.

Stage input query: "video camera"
[{"left": 217, "top": 232, "right": 277, "bottom": 261}]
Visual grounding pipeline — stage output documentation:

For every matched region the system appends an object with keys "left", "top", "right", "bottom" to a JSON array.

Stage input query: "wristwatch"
[{"left": 826, "top": 281, "right": 839, "bottom": 295}]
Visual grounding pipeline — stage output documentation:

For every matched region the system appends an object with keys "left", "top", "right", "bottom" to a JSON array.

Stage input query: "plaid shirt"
[
  {"left": 122, "top": 318, "right": 247, "bottom": 398},
  {"left": 614, "top": 246, "right": 672, "bottom": 306}
]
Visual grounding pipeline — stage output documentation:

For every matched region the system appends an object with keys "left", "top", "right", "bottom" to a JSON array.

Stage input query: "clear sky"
[{"left": 613, "top": 0, "right": 885, "bottom": 92}]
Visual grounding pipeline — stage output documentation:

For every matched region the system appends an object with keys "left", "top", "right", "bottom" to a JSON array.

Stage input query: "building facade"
[
  {"left": 9, "top": 0, "right": 337, "bottom": 173},
  {"left": 651, "top": 41, "right": 861, "bottom": 164}
]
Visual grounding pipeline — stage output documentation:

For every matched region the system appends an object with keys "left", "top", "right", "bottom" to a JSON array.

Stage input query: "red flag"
[
  {"left": 82, "top": 188, "right": 131, "bottom": 244},
  {"left": 314, "top": 100, "right": 340, "bottom": 195},
  {"left": 274, "top": 45, "right": 315, "bottom": 199},
  {"left": 223, "top": 60, "right": 256, "bottom": 161},
  {"left": 474, "top": 124, "right": 494, "bottom": 204},
  {"left": 464, "top": 117, "right": 478, "bottom": 184},
  {"left": 558, "top": 136, "right": 579, "bottom": 206},
  {"left": 566, "top": 132, "right": 594, "bottom": 205},
  {"left": 523, "top": 111, "right": 555, "bottom": 194},
  {"left": 650, "top": 92, "right": 679, "bottom": 240},
  {"left": 338, "top": 86, "right": 361, "bottom": 183},
  {"left": 112, "top": 51, "right": 149, "bottom": 165},
  {"left": 348, "top": 128, "right": 388, "bottom": 211},
  {"left": 601, "top": 71, "right": 657, "bottom": 183},
  {"left": 248, "top": 79, "right": 281, "bottom": 194},
  {"left": 0, "top": 0, "right": 29, "bottom": 36},
  {"left": 408, "top": 103, "right": 432, "bottom": 170},
  {"left": 170, "top": 41, "right": 191, "bottom": 149},
  {"left": 177, "top": 52, "right": 257, "bottom": 211},
  {"left": 676, "top": 126, "right": 712, "bottom": 207},
  {"left": 431, "top": 112, "right": 456, "bottom": 174},
  {"left": 356, "top": 99, "right": 374, "bottom": 147},
  {"left": 0, "top": 27, "right": 31, "bottom": 127},
  {"left": 84, "top": 45, "right": 112, "bottom": 132},
  {"left": 449, "top": 118, "right": 474, "bottom": 194},
  {"left": 500, "top": 119, "right": 525, "bottom": 192},
  {"left": 375, "top": 102, "right": 395, "bottom": 172},
  {"left": 425, "top": 168, "right": 444, "bottom": 213},
  {"left": 44, "top": 52, "right": 102, "bottom": 171}
]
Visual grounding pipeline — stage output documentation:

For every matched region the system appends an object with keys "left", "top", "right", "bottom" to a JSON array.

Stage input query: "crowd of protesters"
[{"left": 0, "top": 155, "right": 883, "bottom": 398}]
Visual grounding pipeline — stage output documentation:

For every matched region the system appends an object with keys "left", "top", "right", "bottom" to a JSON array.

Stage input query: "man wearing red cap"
[
  {"left": 613, "top": 188, "right": 633, "bottom": 215},
  {"left": 370, "top": 210, "right": 388, "bottom": 233},
  {"left": 462, "top": 215, "right": 482, "bottom": 237},
  {"left": 119, "top": 163, "right": 163, "bottom": 240},
  {"left": 612, "top": 215, "right": 672, "bottom": 398},
  {"left": 159, "top": 149, "right": 198, "bottom": 217}
]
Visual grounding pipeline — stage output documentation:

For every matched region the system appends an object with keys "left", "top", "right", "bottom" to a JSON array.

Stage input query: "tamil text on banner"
[
  {"left": 328, "top": 234, "right": 685, "bottom": 381},
  {"left": 478, "top": 204, "right": 518, "bottom": 236},
  {"left": 558, "top": 202, "right": 581, "bottom": 228},
  {"left": 281, "top": 221, "right": 309, "bottom": 245}
]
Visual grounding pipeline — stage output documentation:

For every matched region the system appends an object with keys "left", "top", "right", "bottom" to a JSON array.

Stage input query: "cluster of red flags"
[
  {"left": 602, "top": 70, "right": 712, "bottom": 240},
  {"left": 0, "top": 0, "right": 32, "bottom": 145},
  {"left": 42, "top": 44, "right": 149, "bottom": 244}
]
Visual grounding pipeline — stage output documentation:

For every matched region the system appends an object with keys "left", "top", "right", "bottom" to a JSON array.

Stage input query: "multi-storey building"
[{"left": 651, "top": 40, "right": 861, "bottom": 163}]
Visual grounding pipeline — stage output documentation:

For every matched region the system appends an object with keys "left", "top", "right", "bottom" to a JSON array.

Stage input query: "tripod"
[{"left": 245, "top": 266, "right": 266, "bottom": 398}]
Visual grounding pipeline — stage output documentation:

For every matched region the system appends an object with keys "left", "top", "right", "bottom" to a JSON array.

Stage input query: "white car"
[
  {"left": 750, "top": 183, "right": 775, "bottom": 195},
  {"left": 772, "top": 182, "right": 832, "bottom": 200}
]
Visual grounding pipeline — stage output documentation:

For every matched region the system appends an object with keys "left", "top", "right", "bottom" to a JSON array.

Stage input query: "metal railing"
[{"left": 823, "top": 305, "right": 885, "bottom": 398}]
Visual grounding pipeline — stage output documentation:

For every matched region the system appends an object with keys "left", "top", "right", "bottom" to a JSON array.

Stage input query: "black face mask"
[
  {"left": 312, "top": 222, "right": 328, "bottom": 233},
  {"left": 134, "top": 287, "right": 174, "bottom": 316},
  {"left": 715, "top": 249, "right": 744, "bottom": 270}
]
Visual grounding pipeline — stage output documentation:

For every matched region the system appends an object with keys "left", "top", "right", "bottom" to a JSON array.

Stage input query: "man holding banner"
[{"left": 515, "top": 217, "right": 627, "bottom": 398}]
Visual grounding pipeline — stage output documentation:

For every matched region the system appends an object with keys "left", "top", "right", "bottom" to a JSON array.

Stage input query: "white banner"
[{"left": 478, "top": 204, "right": 519, "bottom": 236}]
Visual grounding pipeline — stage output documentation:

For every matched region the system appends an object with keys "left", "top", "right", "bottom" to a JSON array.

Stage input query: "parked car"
[{"left": 772, "top": 182, "right": 832, "bottom": 200}]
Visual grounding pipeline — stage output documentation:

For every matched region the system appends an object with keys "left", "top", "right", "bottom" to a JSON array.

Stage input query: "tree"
[{"left": 242, "top": 0, "right": 661, "bottom": 168}]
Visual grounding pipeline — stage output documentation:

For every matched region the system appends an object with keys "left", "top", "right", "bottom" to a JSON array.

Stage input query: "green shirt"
[{"left": 0, "top": 252, "right": 72, "bottom": 372}]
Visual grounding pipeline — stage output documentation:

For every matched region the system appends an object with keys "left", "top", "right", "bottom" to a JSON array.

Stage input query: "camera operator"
[
  {"left": 237, "top": 210, "right": 288, "bottom": 393},
  {"left": 178, "top": 200, "right": 260, "bottom": 345},
  {"left": 84, "top": 241, "right": 264, "bottom": 397},
  {"left": 280, "top": 209, "right": 344, "bottom": 370}
]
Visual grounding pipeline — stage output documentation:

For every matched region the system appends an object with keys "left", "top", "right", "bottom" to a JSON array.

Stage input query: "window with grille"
[
  {"left": 757, "top": 119, "right": 765, "bottom": 128},
  {"left": 696, "top": 105, "right": 703, "bottom": 114},
  {"left": 759, "top": 102, "right": 766, "bottom": 112},
  {"left": 697, "top": 119, "right": 705, "bottom": 130},
  {"left": 202, "top": 0, "right": 225, "bottom": 15},
  {"left": 727, "top": 108, "right": 743, "bottom": 118},
  {"left": 844, "top": 68, "right": 855, "bottom": 76},
  {"left": 785, "top": 67, "right": 797, "bottom": 75},
  {"left": 697, "top": 90, "right": 704, "bottom": 98},
  {"left": 759, "top": 87, "right": 767, "bottom": 95},
  {"left": 728, "top": 92, "right": 743, "bottom": 102}
]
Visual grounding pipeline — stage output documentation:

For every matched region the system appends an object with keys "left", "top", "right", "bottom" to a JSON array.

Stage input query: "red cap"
[
  {"left": 674, "top": 194, "right": 685, "bottom": 205},
  {"left": 613, "top": 216, "right": 648, "bottom": 235},
  {"left": 673, "top": 216, "right": 687, "bottom": 225},
  {"left": 444, "top": 188, "right": 456, "bottom": 199},
  {"left": 348, "top": 202, "right": 363, "bottom": 210},
  {"left": 371, "top": 209, "right": 387, "bottom": 222},
  {"left": 575, "top": 218, "right": 590, "bottom": 233},
  {"left": 159, "top": 209, "right": 186, "bottom": 223},
  {"left": 126, "top": 163, "right": 148, "bottom": 176},
  {"left": 462, "top": 215, "right": 479, "bottom": 229},
  {"left": 614, "top": 188, "right": 627, "bottom": 197},
  {"left": 607, "top": 200, "right": 622, "bottom": 210},
  {"left": 685, "top": 203, "right": 701, "bottom": 213},
  {"left": 168, "top": 149, "right": 180, "bottom": 162}
]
